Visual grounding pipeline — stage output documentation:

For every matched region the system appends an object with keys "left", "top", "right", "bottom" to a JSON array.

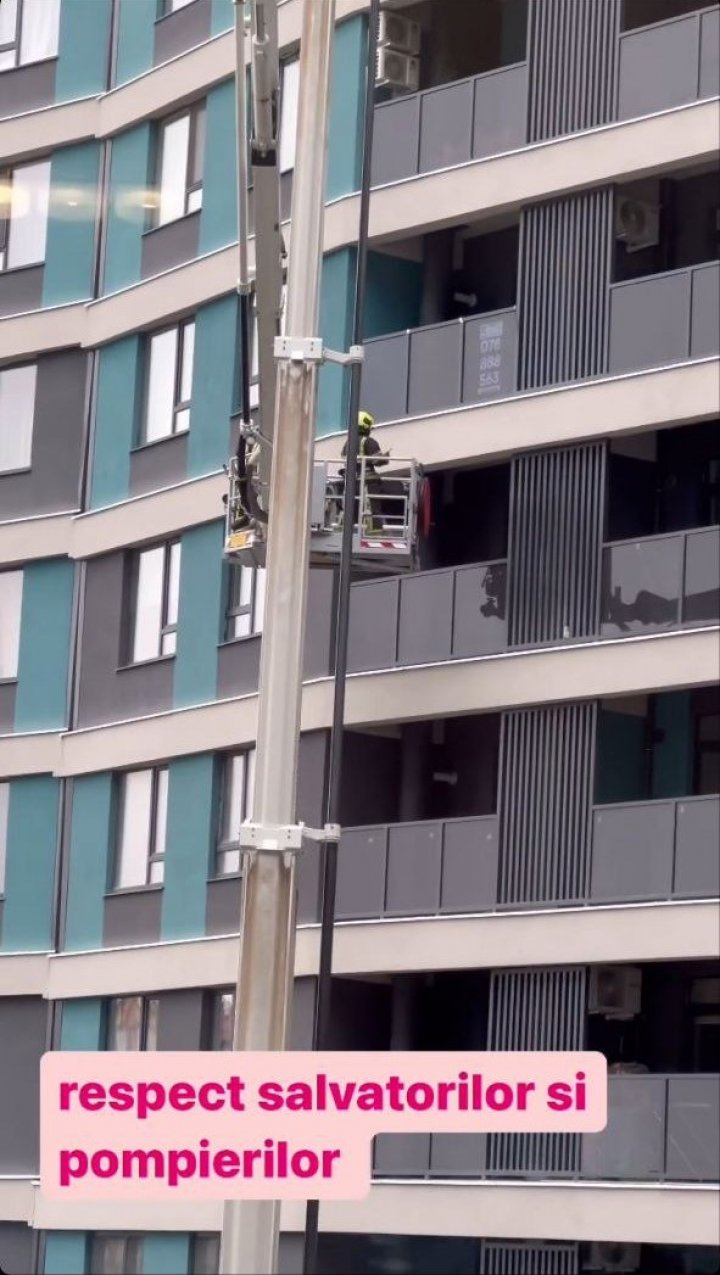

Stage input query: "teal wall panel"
[
  {"left": 90, "top": 336, "right": 140, "bottom": 508},
  {"left": 60, "top": 999, "right": 104, "bottom": 1050},
  {"left": 199, "top": 79, "right": 237, "bottom": 255},
  {"left": 115, "top": 0, "right": 156, "bottom": 85},
  {"left": 56, "top": 0, "right": 112, "bottom": 102},
  {"left": 43, "top": 143, "right": 101, "bottom": 306},
  {"left": 14, "top": 559, "right": 74, "bottom": 732},
  {"left": 144, "top": 1235, "right": 191, "bottom": 1275},
  {"left": 327, "top": 17, "right": 367, "bottom": 202},
  {"left": 162, "top": 755, "right": 215, "bottom": 939},
  {"left": 653, "top": 691, "right": 694, "bottom": 798},
  {"left": 103, "top": 124, "right": 151, "bottom": 294},
  {"left": 364, "top": 251, "right": 424, "bottom": 338},
  {"left": 2, "top": 777, "right": 59, "bottom": 952},
  {"left": 44, "top": 1232, "right": 88, "bottom": 1275},
  {"left": 63, "top": 775, "right": 113, "bottom": 952},
  {"left": 188, "top": 296, "right": 237, "bottom": 476},
  {"left": 174, "top": 522, "right": 225, "bottom": 708},
  {"left": 317, "top": 249, "right": 355, "bottom": 436},
  {"left": 211, "top": 0, "right": 234, "bottom": 35}
]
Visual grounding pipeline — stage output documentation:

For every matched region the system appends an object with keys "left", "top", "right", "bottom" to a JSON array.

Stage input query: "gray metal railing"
[
  {"left": 591, "top": 795, "right": 720, "bottom": 903},
  {"left": 360, "top": 309, "right": 518, "bottom": 424},
  {"left": 609, "top": 260, "right": 720, "bottom": 375},
  {"left": 617, "top": 5, "right": 719, "bottom": 122},
  {"left": 373, "top": 1074, "right": 720, "bottom": 1183},
  {"left": 601, "top": 525, "right": 720, "bottom": 637}
]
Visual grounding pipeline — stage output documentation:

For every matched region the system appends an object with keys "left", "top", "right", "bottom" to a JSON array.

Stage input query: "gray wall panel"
[
  {"left": 347, "top": 577, "right": 398, "bottom": 673},
  {"left": 290, "top": 976, "right": 316, "bottom": 1050},
  {"left": 278, "top": 1234, "right": 304, "bottom": 1275},
  {"left": 371, "top": 96, "right": 421, "bottom": 186},
  {"left": 674, "top": 796, "right": 720, "bottom": 898},
  {"left": 103, "top": 887, "right": 163, "bottom": 948},
  {"left": 336, "top": 826, "right": 387, "bottom": 920},
  {"left": 700, "top": 7, "right": 720, "bottom": 98},
  {"left": 472, "top": 64, "right": 528, "bottom": 159},
  {"left": 591, "top": 801, "right": 676, "bottom": 901},
  {"left": 419, "top": 79, "right": 474, "bottom": 174},
  {"left": 154, "top": 0, "right": 212, "bottom": 65},
  {"left": 303, "top": 569, "right": 333, "bottom": 681},
  {"left": 440, "top": 816, "right": 499, "bottom": 913},
  {"left": 690, "top": 261, "right": 720, "bottom": 359},
  {"left": 360, "top": 333, "right": 409, "bottom": 423},
  {"left": 129, "top": 434, "right": 188, "bottom": 497},
  {"left": 385, "top": 821, "right": 443, "bottom": 915},
  {"left": 462, "top": 310, "right": 517, "bottom": 403},
  {"left": 0, "top": 681, "right": 16, "bottom": 732},
  {"left": 0, "top": 265, "right": 43, "bottom": 317},
  {"left": 609, "top": 270, "right": 692, "bottom": 374},
  {"left": 205, "top": 876, "right": 242, "bottom": 935},
  {"left": 430, "top": 1132, "right": 485, "bottom": 1177},
  {"left": 684, "top": 526, "right": 720, "bottom": 624},
  {"left": 666, "top": 1074, "right": 720, "bottom": 1182},
  {"left": 582, "top": 1075, "right": 665, "bottom": 1179},
  {"left": 1, "top": 349, "right": 87, "bottom": 521},
  {"left": 618, "top": 14, "right": 701, "bottom": 120},
  {"left": 0, "top": 997, "right": 47, "bottom": 1173},
  {"left": 217, "top": 634, "right": 261, "bottom": 700},
  {"left": 407, "top": 321, "right": 462, "bottom": 416},
  {"left": 141, "top": 212, "right": 200, "bottom": 280},
  {"left": 452, "top": 563, "right": 507, "bottom": 657},
  {"left": 374, "top": 1132, "right": 431, "bottom": 1177},
  {"left": 0, "top": 1224, "right": 34, "bottom": 1275},
  {"left": 0, "top": 59, "right": 56, "bottom": 118},
  {"left": 527, "top": 0, "right": 619, "bottom": 141},
  {"left": 157, "top": 989, "right": 205, "bottom": 1050},
  {"left": 397, "top": 569, "right": 453, "bottom": 666}
]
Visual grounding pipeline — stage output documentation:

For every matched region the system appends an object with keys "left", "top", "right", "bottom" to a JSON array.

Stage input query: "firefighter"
[{"left": 340, "top": 411, "right": 388, "bottom": 530}]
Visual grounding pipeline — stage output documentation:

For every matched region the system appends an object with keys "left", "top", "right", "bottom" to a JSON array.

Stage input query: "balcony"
[
  {"left": 360, "top": 310, "right": 518, "bottom": 425},
  {"left": 601, "top": 526, "right": 720, "bottom": 636},
  {"left": 609, "top": 261, "right": 720, "bottom": 375},
  {"left": 618, "top": 5, "right": 720, "bottom": 122},
  {"left": 373, "top": 1073, "right": 720, "bottom": 1182},
  {"left": 335, "top": 795, "right": 719, "bottom": 923}
]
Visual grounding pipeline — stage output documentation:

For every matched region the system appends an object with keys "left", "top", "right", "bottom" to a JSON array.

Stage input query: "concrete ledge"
[
  {"left": 0, "top": 97, "right": 97, "bottom": 164},
  {"left": 0, "top": 952, "right": 49, "bottom": 997},
  {"left": 318, "top": 360, "right": 720, "bottom": 470},
  {"left": 0, "top": 731, "right": 62, "bottom": 777},
  {"left": 46, "top": 934, "right": 241, "bottom": 1002},
  {"left": 0, "top": 1178, "right": 35, "bottom": 1225},
  {"left": 0, "top": 303, "right": 86, "bottom": 367},
  {"left": 70, "top": 473, "right": 225, "bottom": 560},
  {"left": 0, "top": 513, "right": 75, "bottom": 569}
]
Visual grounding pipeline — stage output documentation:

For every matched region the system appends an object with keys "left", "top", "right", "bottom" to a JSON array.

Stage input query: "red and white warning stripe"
[{"left": 360, "top": 539, "right": 407, "bottom": 550}]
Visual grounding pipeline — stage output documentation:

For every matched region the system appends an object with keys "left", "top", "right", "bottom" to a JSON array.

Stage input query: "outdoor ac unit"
[
  {"left": 585, "top": 1241, "right": 641, "bottom": 1273},
  {"left": 376, "top": 45, "right": 420, "bottom": 92},
  {"left": 589, "top": 966, "right": 642, "bottom": 1018},
  {"left": 378, "top": 10, "right": 421, "bottom": 55},
  {"left": 615, "top": 197, "right": 660, "bottom": 253}
]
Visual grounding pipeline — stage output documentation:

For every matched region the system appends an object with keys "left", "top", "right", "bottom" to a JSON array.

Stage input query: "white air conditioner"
[
  {"left": 378, "top": 10, "right": 421, "bottom": 56},
  {"left": 376, "top": 45, "right": 420, "bottom": 92},
  {"left": 585, "top": 1241, "right": 641, "bottom": 1273},
  {"left": 589, "top": 966, "right": 642, "bottom": 1018},
  {"left": 615, "top": 197, "right": 660, "bottom": 253}
]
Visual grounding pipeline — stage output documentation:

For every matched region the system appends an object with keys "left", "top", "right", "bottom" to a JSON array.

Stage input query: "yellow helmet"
[{"left": 358, "top": 410, "right": 374, "bottom": 433}]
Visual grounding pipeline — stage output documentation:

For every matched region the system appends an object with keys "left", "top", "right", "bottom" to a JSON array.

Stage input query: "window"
[
  {"left": 0, "top": 782, "right": 9, "bottom": 896},
  {"left": 0, "top": 0, "right": 60, "bottom": 71},
  {"left": 192, "top": 1234, "right": 220, "bottom": 1275},
  {"left": 0, "top": 570, "right": 23, "bottom": 680},
  {"left": 114, "top": 767, "right": 169, "bottom": 888},
  {"left": 216, "top": 750, "right": 255, "bottom": 875},
  {"left": 106, "top": 996, "right": 159, "bottom": 1052},
  {"left": 0, "top": 160, "right": 51, "bottom": 270},
  {"left": 226, "top": 564, "right": 266, "bottom": 639},
  {"left": 205, "top": 990, "right": 235, "bottom": 1052},
  {"left": 279, "top": 57, "right": 300, "bottom": 174},
  {"left": 156, "top": 104, "right": 205, "bottom": 226},
  {"left": 90, "top": 1235, "right": 143, "bottom": 1275},
  {"left": 143, "top": 320, "right": 195, "bottom": 442},
  {"left": 128, "top": 541, "right": 181, "bottom": 662},
  {"left": 0, "top": 363, "right": 36, "bottom": 471}
]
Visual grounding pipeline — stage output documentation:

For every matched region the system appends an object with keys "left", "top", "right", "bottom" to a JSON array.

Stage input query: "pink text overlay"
[{"left": 41, "top": 1050, "right": 607, "bottom": 1200}]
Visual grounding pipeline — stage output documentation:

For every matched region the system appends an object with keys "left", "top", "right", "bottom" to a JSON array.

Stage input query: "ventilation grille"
[{"left": 527, "top": 0, "right": 620, "bottom": 142}]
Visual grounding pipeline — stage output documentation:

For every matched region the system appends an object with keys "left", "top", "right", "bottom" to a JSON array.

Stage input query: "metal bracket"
[
  {"left": 274, "top": 336, "right": 363, "bottom": 367},
  {"left": 238, "top": 821, "right": 342, "bottom": 867}
]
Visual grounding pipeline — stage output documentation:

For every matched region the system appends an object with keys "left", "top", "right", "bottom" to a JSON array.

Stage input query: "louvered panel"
[
  {"left": 517, "top": 189, "right": 613, "bottom": 391},
  {"left": 487, "top": 968, "right": 586, "bottom": 1175},
  {"left": 527, "top": 0, "right": 620, "bottom": 142},
  {"left": 508, "top": 443, "right": 606, "bottom": 646},
  {"left": 480, "top": 1242, "right": 580, "bottom": 1275}
]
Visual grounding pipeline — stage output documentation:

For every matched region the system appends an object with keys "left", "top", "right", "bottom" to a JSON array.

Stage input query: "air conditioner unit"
[
  {"left": 376, "top": 45, "right": 420, "bottom": 92},
  {"left": 615, "top": 197, "right": 660, "bottom": 253},
  {"left": 378, "top": 10, "right": 421, "bottom": 55},
  {"left": 589, "top": 966, "right": 642, "bottom": 1018},
  {"left": 586, "top": 1241, "right": 641, "bottom": 1273}
]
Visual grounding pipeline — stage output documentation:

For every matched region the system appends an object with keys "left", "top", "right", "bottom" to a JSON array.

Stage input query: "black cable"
[{"left": 302, "top": 2, "right": 380, "bottom": 1271}]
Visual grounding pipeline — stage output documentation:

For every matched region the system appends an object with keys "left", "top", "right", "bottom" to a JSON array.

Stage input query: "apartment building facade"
[{"left": 0, "top": 0, "right": 719, "bottom": 1271}]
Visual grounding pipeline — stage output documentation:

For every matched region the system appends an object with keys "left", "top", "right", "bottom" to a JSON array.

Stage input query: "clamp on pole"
[
  {"left": 239, "top": 821, "right": 342, "bottom": 867},
  {"left": 274, "top": 336, "right": 364, "bottom": 366}
]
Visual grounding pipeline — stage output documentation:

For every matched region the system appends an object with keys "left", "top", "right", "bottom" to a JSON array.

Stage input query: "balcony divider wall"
[{"left": 527, "top": 0, "right": 621, "bottom": 142}]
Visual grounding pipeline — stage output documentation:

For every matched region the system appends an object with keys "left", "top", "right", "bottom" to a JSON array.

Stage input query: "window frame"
[
  {"left": 0, "top": 360, "right": 36, "bottom": 473},
  {"left": 0, "top": 568, "right": 23, "bottom": 682},
  {"left": 141, "top": 318, "right": 195, "bottom": 444},
  {"left": 203, "top": 988, "right": 235, "bottom": 1052},
  {"left": 0, "top": 0, "right": 61, "bottom": 72},
  {"left": 215, "top": 750, "right": 255, "bottom": 876},
  {"left": 105, "top": 995, "right": 160, "bottom": 1053},
  {"left": 154, "top": 101, "right": 206, "bottom": 228},
  {"left": 126, "top": 540, "right": 181, "bottom": 664},
  {"left": 0, "top": 159, "right": 51, "bottom": 273},
  {"left": 225, "top": 563, "right": 266, "bottom": 640},
  {"left": 113, "top": 765, "right": 169, "bottom": 890}
]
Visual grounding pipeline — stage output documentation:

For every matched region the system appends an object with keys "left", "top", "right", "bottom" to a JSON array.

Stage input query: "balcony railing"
[
  {"left": 373, "top": 1074, "right": 720, "bottom": 1183},
  {"left": 617, "top": 5, "right": 719, "bottom": 122},
  {"left": 609, "top": 261, "right": 720, "bottom": 375},
  {"left": 359, "top": 309, "right": 518, "bottom": 425},
  {"left": 372, "top": 63, "right": 528, "bottom": 188},
  {"left": 601, "top": 526, "right": 720, "bottom": 638},
  {"left": 336, "top": 796, "right": 719, "bottom": 923}
]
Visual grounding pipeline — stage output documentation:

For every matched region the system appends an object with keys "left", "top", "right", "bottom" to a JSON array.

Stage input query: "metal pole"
[
  {"left": 302, "top": 2, "right": 380, "bottom": 1270},
  {"left": 219, "top": 2, "right": 336, "bottom": 1273}
]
